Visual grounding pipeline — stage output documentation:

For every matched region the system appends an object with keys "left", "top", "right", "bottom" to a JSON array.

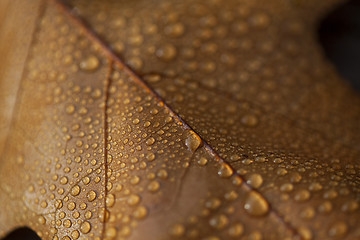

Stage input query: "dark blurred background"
[{"left": 318, "top": 0, "right": 360, "bottom": 91}]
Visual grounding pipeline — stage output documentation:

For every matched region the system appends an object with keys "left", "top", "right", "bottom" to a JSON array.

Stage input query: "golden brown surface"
[{"left": 0, "top": 0, "right": 359, "bottom": 239}]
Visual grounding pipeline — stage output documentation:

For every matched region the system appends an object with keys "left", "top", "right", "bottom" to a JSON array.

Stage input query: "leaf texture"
[{"left": 0, "top": 0, "right": 360, "bottom": 240}]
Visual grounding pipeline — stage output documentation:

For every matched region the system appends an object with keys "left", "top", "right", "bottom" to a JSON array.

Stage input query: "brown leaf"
[{"left": 1, "top": 0, "right": 359, "bottom": 239}]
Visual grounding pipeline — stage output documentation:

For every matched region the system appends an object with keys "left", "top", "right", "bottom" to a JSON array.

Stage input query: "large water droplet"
[
  {"left": 185, "top": 130, "right": 202, "bottom": 152},
  {"left": 244, "top": 191, "right": 269, "bottom": 216}
]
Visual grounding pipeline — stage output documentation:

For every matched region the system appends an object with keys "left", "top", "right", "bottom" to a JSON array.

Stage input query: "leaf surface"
[{"left": 0, "top": 0, "right": 359, "bottom": 240}]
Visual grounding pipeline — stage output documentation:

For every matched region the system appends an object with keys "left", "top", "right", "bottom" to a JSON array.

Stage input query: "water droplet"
[
  {"left": 157, "top": 169, "right": 168, "bottom": 179},
  {"left": 205, "top": 198, "right": 222, "bottom": 210},
  {"left": 308, "top": 182, "right": 322, "bottom": 192},
  {"left": 98, "top": 208, "right": 110, "bottom": 223},
  {"left": 156, "top": 44, "right": 177, "bottom": 61},
  {"left": 60, "top": 176, "right": 68, "bottom": 185},
  {"left": 241, "top": 114, "right": 258, "bottom": 127},
  {"left": 185, "top": 130, "right": 202, "bottom": 152},
  {"left": 298, "top": 227, "right": 313, "bottom": 240},
  {"left": 224, "top": 190, "right": 238, "bottom": 201},
  {"left": 209, "top": 214, "right": 229, "bottom": 230},
  {"left": 146, "top": 137, "right": 155, "bottom": 146},
  {"left": 38, "top": 216, "right": 46, "bottom": 225},
  {"left": 249, "top": 13, "right": 270, "bottom": 29},
  {"left": 244, "top": 191, "right": 269, "bottom": 216},
  {"left": 218, "top": 163, "right": 233, "bottom": 178},
  {"left": 80, "top": 221, "right": 91, "bottom": 234},
  {"left": 328, "top": 222, "right": 348, "bottom": 237},
  {"left": 318, "top": 201, "right": 332, "bottom": 213},
  {"left": 71, "top": 230, "right": 80, "bottom": 240},
  {"left": 55, "top": 199, "right": 63, "bottom": 209},
  {"left": 16, "top": 156, "right": 24, "bottom": 165},
  {"left": 197, "top": 157, "right": 208, "bottom": 166},
  {"left": 280, "top": 183, "right": 293, "bottom": 192},
  {"left": 169, "top": 224, "right": 185, "bottom": 237},
  {"left": 323, "top": 189, "right": 338, "bottom": 199},
  {"left": 87, "top": 190, "right": 97, "bottom": 202},
  {"left": 63, "top": 219, "right": 72, "bottom": 228},
  {"left": 341, "top": 200, "right": 358, "bottom": 213},
  {"left": 67, "top": 202, "right": 76, "bottom": 211},
  {"left": 133, "top": 206, "right": 148, "bottom": 219},
  {"left": 146, "top": 152, "right": 156, "bottom": 161},
  {"left": 130, "top": 175, "right": 141, "bottom": 185},
  {"left": 105, "top": 227, "right": 117, "bottom": 238},
  {"left": 228, "top": 223, "right": 244, "bottom": 237},
  {"left": 80, "top": 55, "right": 100, "bottom": 71},
  {"left": 85, "top": 211, "right": 92, "bottom": 219},
  {"left": 106, "top": 194, "right": 115, "bottom": 207},
  {"left": 71, "top": 185, "right": 80, "bottom": 196},
  {"left": 246, "top": 173, "right": 263, "bottom": 188},
  {"left": 300, "top": 207, "right": 315, "bottom": 219},
  {"left": 128, "top": 194, "right": 141, "bottom": 206},
  {"left": 147, "top": 181, "right": 160, "bottom": 192},
  {"left": 165, "top": 23, "right": 185, "bottom": 37},
  {"left": 294, "top": 189, "right": 311, "bottom": 202}
]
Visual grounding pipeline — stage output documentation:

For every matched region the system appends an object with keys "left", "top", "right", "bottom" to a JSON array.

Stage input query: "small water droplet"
[
  {"left": 328, "top": 222, "right": 348, "bottom": 237},
  {"left": 205, "top": 197, "right": 222, "bottom": 210},
  {"left": 128, "top": 194, "right": 141, "bottom": 206},
  {"left": 105, "top": 227, "right": 117, "bottom": 238},
  {"left": 294, "top": 189, "right": 311, "bottom": 202},
  {"left": 38, "top": 216, "right": 46, "bottom": 225},
  {"left": 209, "top": 214, "right": 229, "bottom": 230},
  {"left": 87, "top": 190, "right": 97, "bottom": 202},
  {"left": 133, "top": 206, "right": 148, "bottom": 219},
  {"left": 228, "top": 223, "right": 244, "bottom": 237},
  {"left": 165, "top": 23, "right": 185, "bottom": 37},
  {"left": 156, "top": 44, "right": 177, "bottom": 61},
  {"left": 71, "top": 185, "right": 81, "bottom": 196},
  {"left": 106, "top": 194, "right": 115, "bottom": 207},
  {"left": 146, "top": 152, "right": 156, "bottom": 161},
  {"left": 147, "top": 181, "right": 160, "bottom": 192},
  {"left": 341, "top": 200, "right": 359, "bottom": 213},
  {"left": 169, "top": 224, "right": 185, "bottom": 237},
  {"left": 218, "top": 164, "right": 233, "bottom": 178},
  {"left": 197, "top": 157, "right": 208, "bottom": 166},
  {"left": 146, "top": 137, "right": 156, "bottom": 146},
  {"left": 80, "top": 55, "right": 100, "bottom": 71},
  {"left": 241, "top": 114, "right": 258, "bottom": 127}
]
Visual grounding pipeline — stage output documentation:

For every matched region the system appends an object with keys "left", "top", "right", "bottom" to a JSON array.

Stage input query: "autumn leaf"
[{"left": 0, "top": 0, "right": 360, "bottom": 239}]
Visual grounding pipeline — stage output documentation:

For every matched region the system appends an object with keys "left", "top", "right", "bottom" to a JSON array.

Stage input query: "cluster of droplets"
[{"left": 0, "top": 5, "right": 112, "bottom": 240}]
